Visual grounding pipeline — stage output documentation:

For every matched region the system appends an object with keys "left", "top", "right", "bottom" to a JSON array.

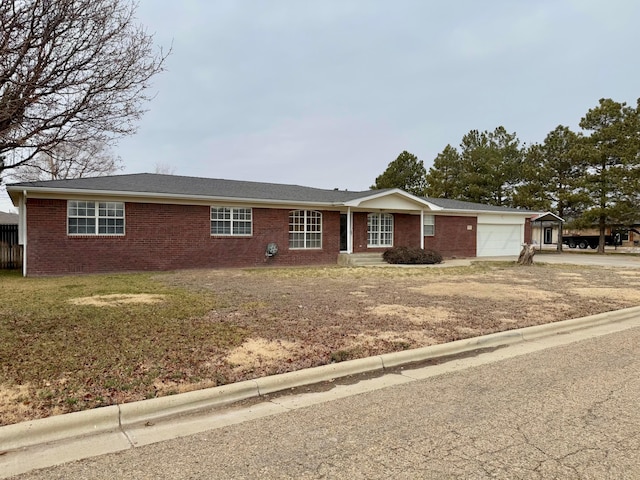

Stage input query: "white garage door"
[{"left": 477, "top": 224, "right": 523, "bottom": 257}]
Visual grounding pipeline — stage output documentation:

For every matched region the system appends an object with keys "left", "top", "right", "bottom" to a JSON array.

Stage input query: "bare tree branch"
[
  {"left": 9, "top": 140, "right": 123, "bottom": 181},
  {"left": 153, "top": 162, "right": 176, "bottom": 175},
  {"left": 0, "top": 0, "right": 169, "bottom": 180}
]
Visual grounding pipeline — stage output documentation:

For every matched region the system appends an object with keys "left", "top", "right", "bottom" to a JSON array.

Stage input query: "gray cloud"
[{"left": 2, "top": 0, "right": 639, "bottom": 211}]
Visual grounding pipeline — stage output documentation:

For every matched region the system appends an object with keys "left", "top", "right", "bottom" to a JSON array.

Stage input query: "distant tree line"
[{"left": 371, "top": 98, "right": 640, "bottom": 253}]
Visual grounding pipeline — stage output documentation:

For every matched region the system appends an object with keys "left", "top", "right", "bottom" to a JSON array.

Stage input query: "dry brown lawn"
[
  {"left": 164, "top": 261, "right": 640, "bottom": 378},
  {"left": 2, "top": 261, "right": 640, "bottom": 425}
]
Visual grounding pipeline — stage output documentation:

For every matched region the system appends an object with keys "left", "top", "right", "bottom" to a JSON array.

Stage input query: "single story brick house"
[{"left": 6, "top": 174, "right": 533, "bottom": 276}]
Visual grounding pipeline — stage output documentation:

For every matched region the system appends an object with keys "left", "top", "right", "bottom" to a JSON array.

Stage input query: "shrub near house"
[{"left": 383, "top": 246, "right": 443, "bottom": 265}]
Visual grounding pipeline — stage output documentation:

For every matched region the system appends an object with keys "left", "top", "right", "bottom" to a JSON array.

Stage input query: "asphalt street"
[{"left": 14, "top": 323, "right": 640, "bottom": 479}]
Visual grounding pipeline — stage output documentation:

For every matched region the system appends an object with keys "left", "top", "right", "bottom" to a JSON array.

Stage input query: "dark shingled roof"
[
  {"left": 424, "top": 197, "right": 529, "bottom": 213},
  {"left": 8, "top": 173, "right": 533, "bottom": 214},
  {"left": 8, "top": 173, "right": 377, "bottom": 204}
]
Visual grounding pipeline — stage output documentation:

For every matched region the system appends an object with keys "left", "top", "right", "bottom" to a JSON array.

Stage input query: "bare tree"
[
  {"left": 10, "top": 140, "right": 123, "bottom": 181},
  {"left": 0, "top": 0, "right": 169, "bottom": 181},
  {"left": 153, "top": 162, "right": 176, "bottom": 175}
]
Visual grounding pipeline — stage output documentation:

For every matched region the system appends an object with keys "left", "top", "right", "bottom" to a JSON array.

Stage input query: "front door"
[
  {"left": 544, "top": 227, "right": 553, "bottom": 244},
  {"left": 340, "top": 214, "right": 347, "bottom": 251}
]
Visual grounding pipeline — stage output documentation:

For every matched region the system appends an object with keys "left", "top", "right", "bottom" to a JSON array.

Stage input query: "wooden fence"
[{"left": 0, "top": 224, "right": 22, "bottom": 269}]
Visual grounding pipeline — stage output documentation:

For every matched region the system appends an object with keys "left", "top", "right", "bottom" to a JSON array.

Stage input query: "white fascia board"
[
  {"left": 442, "top": 208, "right": 533, "bottom": 217},
  {"left": 344, "top": 188, "right": 443, "bottom": 210},
  {"left": 5, "top": 186, "right": 345, "bottom": 209},
  {"left": 6, "top": 186, "right": 22, "bottom": 206}
]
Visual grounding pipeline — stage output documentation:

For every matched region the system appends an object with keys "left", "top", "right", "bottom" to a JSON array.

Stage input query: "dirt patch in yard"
[
  {"left": 410, "top": 281, "right": 561, "bottom": 301},
  {"left": 227, "top": 338, "right": 299, "bottom": 371},
  {"left": 0, "top": 384, "right": 38, "bottom": 426},
  {"left": 69, "top": 293, "right": 166, "bottom": 307},
  {"left": 369, "top": 304, "right": 451, "bottom": 324},
  {"left": 571, "top": 287, "right": 640, "bottom": 302}
]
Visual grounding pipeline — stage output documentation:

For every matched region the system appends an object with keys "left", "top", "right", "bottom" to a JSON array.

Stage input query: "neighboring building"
[
  {"left": 0, "top": 211, "right": 18, "bottom": 225},
  {"left": 6, "top": 174, "right": 534, "bottom": 276},
  {"left": 0, "top": 210, "right": 21, "bottom": 270},
  {"left": 563, "top": 225, "right": 639, "bottom": 248},
  {"left": 531, "top": 212, "right": 564, "bottom": 250}
]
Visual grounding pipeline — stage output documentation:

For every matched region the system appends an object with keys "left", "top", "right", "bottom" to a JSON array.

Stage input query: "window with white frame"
[
  {"left": 368, "top": 213, "right": 393, "bottom": 247},
  {"left": 289, "top": 210, "right": 322, "bottom": 249},
  {"left": 68, "top": 201, "right": 125, "bottom": 235},
  {"left": 424, "top": 214, "right": 435, "bottom": 236},
  {"left": 211, "top": 207, "right": 252, "bottom": 236}
]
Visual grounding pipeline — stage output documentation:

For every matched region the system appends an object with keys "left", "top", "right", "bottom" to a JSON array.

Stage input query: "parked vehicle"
[{"left": 563, "top": 234, "right": 621, "bottom": 249}]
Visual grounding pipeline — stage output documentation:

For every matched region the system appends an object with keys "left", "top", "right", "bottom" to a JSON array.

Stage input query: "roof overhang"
[
  {"left": 7, "top": 185, "right": 438, "bottom": 212},
  {"left": 531, "top": 211, "right": 564, "bottom": 223},
  {"left": 6, "top": 186, "right": 344, "bottom": 209},
  {"left": 6, "top": 184, "right": 536, "bottom": 218}
]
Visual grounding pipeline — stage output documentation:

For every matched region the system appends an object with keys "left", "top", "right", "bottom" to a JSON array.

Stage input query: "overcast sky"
[{"left": 2, "top": 0, "right": 640, "bottom": 212}]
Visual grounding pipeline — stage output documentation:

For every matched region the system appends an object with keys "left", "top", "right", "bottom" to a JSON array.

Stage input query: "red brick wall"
[
  {"left": 424, "top": 215, "right": 477, "bottom": 258},
  {"left": 351, "top": 212, "right": 420, "bottom": 253},
  {"left": 25, "top": 199, "right": 341, "bottom": 275},
  {"left": 352, "top": 213, "right": 369, "bottom": 252},
  {"left": 393, "top": 214, "right": 421, "bottom": 248}
]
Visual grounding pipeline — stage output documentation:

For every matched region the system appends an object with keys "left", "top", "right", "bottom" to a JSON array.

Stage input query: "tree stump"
[{"left": 517, "top": 244, "right": 536, "bottom": 265}]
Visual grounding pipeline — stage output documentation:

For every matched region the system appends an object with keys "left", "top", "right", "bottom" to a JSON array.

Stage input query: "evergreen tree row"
[{"left": 371, "top": 98, "right": 640, "bottom": 251}]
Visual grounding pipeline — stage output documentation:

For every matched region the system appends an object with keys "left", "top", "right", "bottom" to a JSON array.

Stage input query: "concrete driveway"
[
  {"left": 536, "top": 248, "right": 640, "bottom": 267},
  {"left": 443, "top": 251, "right": 640, "bottom": 269}
]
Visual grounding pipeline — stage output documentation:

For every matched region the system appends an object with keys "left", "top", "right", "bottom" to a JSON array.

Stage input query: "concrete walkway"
[{"left": 3, "top": 306, "right": 640, "bottom": 478}]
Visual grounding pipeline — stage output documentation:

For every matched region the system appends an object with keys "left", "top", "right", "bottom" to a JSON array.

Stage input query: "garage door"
[{"left": 477, "top": 224, "right": 523, "bottom": 256}]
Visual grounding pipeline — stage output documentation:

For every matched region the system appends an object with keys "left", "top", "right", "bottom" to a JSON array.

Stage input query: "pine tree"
[
  {"left": 425, "top": 145, "right": 461, "bottom": 198},
  {"left": 576, "top": 98, "right": 640, "bottom": 253},
  {"left": 372, "top": 151, "right": 428, "bottom": 196}
]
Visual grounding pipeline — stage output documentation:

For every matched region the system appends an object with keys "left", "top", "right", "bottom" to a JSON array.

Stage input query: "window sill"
[
  {"left": 210, "top": 235, "right": 253, "bottom": 238},
  {"left": 67, "top": 234, "right": 126, "bottom": 238}
]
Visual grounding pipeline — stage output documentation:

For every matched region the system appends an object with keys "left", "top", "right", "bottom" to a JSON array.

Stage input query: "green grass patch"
[{"left": 0, "top": 272, "right": 246, "bottom": 424}]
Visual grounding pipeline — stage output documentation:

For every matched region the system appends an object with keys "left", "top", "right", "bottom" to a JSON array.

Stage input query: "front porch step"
[{"left": 337, "top": 252, "right": 387, "bottom": 266}]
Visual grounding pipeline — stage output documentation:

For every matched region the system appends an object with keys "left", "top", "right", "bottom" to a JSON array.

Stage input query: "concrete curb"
[
  {"left": 3, "top": 305, "right": 640, "bottom": 453},
  {"left": 0, "top": 405, "right": 120, "bottom": 452},
  {"left": 119, "top": 380, "right": 259, "bottom": 428},
  {"left": 255, "top": 355, "right": 384, "bottom": 396}
]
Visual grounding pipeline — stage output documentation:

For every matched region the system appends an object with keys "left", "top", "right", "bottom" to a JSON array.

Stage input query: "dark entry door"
[{"left": 340, "top": 214, "right": 347, "bottom": 251}]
